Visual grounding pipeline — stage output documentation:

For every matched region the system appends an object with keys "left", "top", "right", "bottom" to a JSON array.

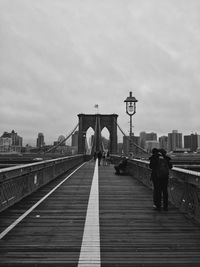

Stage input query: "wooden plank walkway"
[
  {"left": 99, "top": 164, "right": 200, "bottom": 266},
  {"left": 0, "top": 161, "right": 200, "bottom": 266}
]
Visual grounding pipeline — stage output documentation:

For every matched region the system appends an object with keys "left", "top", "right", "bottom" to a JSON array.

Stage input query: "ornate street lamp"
[{"left": 124, "top": 91, "right": 138, "bottom": 155}]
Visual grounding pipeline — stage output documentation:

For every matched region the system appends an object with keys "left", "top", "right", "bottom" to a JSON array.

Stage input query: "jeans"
[{"left": 153, "top": 178, "right": 169, "bottom": 209}]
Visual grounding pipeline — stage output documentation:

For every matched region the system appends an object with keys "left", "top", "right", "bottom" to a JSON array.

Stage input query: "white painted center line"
[
  {"left": 0, "top": 162, "right": 86, "bottom": 240},
  {"left": 78, "top": 159, "right": 100, "bottom": 267}
]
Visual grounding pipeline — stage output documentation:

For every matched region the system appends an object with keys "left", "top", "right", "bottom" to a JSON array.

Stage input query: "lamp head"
[{"left": 124, "top": 91, "right": 138, "bottom": 115}]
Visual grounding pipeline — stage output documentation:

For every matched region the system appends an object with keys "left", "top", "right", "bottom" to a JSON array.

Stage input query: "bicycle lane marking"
[{"left": 78, "top": 159, "right": 100, "bottom": 266}]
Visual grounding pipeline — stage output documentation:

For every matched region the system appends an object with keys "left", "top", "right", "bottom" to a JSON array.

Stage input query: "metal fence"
[{"left": 0, "top": 155, "right": 85, "bottom": 212}]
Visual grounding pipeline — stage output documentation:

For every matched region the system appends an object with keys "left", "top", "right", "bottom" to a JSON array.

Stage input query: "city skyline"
[
  {"left": 1, "top": 128, "right": 199, "bottom": 147},
  {"left": 1, "top": 1, "right": 200, "bottom": 144}
]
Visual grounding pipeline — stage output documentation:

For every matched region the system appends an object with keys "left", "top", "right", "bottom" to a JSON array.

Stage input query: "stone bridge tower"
[{"left": 78, "top": 114, "right": 118, "bottom": 154}]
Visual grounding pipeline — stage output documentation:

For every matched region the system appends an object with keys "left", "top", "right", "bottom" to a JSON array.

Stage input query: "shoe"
[{"left": 153, "top": 206, "right": 161, "bottom": 211}]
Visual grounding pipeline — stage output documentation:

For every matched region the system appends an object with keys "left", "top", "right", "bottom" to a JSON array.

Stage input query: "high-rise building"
[
  {"left": 168, "top": 130, "right": 182, "bottom": 152},
  {"left": 123, "top": 135, "right": 140, "bottom": 156},
  {"left": 36, "top": 133, "right": 44, "bottom": 148},
  {"left": 71, "top": 131, "right": 79, "bottom": 147},
  {"left": 184, "top": 133, "right": 200, "bottom": 152},
  {"left": 146, "top": 132, "right": 157, "bottom": 141},
  {"left": 139, "top": 131, "right": 146, "bottom": 148},
  {"left": 0, "top": 130, "right": 23, "bottom": 152},
  {"left": 58, "top": 135, "right": 66, "bottom": 146},
  {"left": 145, "top": 140, "right": 159, "bottom": 153},
  {"left": 117, "top": 142, "right": 123, "bottom": 155},
  {"left": 159, "top": 136, "right": 168, "bottom": 151},
  {"left": 139, "top": 131, "right": 157, "bottom": 149},
  {"left": 0, "top": 132, "right": 12, "bottom": 152}
]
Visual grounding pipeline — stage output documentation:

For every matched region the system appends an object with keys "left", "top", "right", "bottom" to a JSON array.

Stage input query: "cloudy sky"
[{"left": 0, "top": 0, "right": 200, "bottom": 145}]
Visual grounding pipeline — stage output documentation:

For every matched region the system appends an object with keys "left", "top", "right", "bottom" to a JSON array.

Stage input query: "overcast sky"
[{"left": 0, "top": 0, "right": 200, "bottom": 145}]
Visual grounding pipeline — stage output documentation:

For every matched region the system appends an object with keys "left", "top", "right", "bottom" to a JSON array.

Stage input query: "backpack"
[{"left": 156, "top": 156, "right": 169, "bottom": 178}]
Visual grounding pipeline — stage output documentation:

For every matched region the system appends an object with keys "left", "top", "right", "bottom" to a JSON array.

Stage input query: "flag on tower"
[{"left": 94, "top": 104, "right": 99, "bottom": 108}]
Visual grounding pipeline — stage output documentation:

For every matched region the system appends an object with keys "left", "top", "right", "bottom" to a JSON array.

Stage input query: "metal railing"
[
  {"left": 111, "top": 155, "right": 200, "bottom": 223},
  {"left": 0, "top": 155, "right": 85, "bottom": 212}
]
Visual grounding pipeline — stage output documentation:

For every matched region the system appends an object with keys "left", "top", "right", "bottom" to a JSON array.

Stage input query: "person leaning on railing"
[
  {"left": 114, "top": 156, "right": 128, "bottom": 175},
  {"left": 149, "top": 148, "right": 172, "bottom": 211}
]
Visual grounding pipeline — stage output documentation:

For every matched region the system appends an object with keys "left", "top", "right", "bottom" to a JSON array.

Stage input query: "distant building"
[
  {"left": 0, "top": 130, "right": 23, "bottom": 153},
  {"left": 146, "top": 132, "right": 157, "bottom": 141},
  {"left": 123, "top": 135, "right": 140, "bottom": 156},
  {"left": 53, "top": 141, "right": 59, "bottom": 146},
  {"left": 117, "top": 142, "right": 123, "bottom": 155},
  {"left": 184, "top": 133, "right": 200, "bottom": 152},
  {"left": 139, "top": 131, "right": 157, "bottom": 149},
  {"left": 72, "top": 131, "right": 79, "bottom": 147},
  {"left": 159, "top": 136, "right": 168, "bottom": 151},
  {"left": 36, "top": 133, "right": 45, "bottom": 148},
  {"left": 168, "top": 130, "right": 182, "bottom": 152},
  {"left": 57, "top": 135, "right": 66, "bottom": 146},
  {"left": 71, "top": 131, "right": 79, "bottom": 154},
  {"left": 145, "top": 140, "right": 160, "bottom": 153},
  {"left": 139, "top": 131, "right": 147, "bottom": 148}
]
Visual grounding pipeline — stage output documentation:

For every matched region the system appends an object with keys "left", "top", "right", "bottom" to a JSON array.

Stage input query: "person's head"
[
  {"left": 152, "top": 148, "right": 158, "bottom": 155},
  {"left": 159, "top": 148, "right": 167, "bottom": 156}
]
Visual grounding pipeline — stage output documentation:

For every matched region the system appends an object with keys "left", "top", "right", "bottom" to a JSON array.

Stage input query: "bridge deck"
[{"left": 0, "top": 161, "right": 200, "bottom": 266}]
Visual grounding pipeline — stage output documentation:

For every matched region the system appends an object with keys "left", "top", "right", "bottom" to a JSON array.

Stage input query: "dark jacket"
[
  {"left": 149, "top": 154, "right": 159, "bottom": 181},
  {"left": 97, "top": 151, "right": 102, "bottom": 159},
  {"left": 119, "top": 157, "right": 127, "bottom": 169},
  {"left": 149, "top": 153, "right": 172, "bottom": 181}
]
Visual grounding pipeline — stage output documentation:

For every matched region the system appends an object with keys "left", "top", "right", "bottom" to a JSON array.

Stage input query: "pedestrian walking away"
[
  {"left": 102, "top": 151, "right": 107, "bottom": 166},
  {"left": 93, "top": 151, "right": 97, "bottom": 161},
  {"left": 106, "top": 150, "right": 110, "bottom": 165},
  {"left": 97, "top": 150, "right": 102, "bottom": 166}
]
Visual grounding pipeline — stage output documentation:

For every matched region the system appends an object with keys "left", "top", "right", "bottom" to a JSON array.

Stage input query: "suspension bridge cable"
[
  {"left": 116, "top": 122, "right": 150, "bottom": 155},
  {"left": 44, "top": 123, "right": 79, "bottom": 154},
  {"left": 98, "top": 116, "right": 104, "bottom": 152}
]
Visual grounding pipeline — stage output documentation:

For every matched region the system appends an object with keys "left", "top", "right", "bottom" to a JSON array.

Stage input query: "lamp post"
[{"left": 124, "top": 91, "right": 138, "bottom": 156}]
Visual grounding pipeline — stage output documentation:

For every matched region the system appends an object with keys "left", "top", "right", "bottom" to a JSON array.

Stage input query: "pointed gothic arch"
[{"left": 78, "top": 114, "right": 118, "bottom": 154}]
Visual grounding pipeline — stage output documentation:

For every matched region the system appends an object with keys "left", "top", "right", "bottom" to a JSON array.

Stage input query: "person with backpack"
[{"left": 149, "top": 148, "right": 172, "bottom": 211}]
